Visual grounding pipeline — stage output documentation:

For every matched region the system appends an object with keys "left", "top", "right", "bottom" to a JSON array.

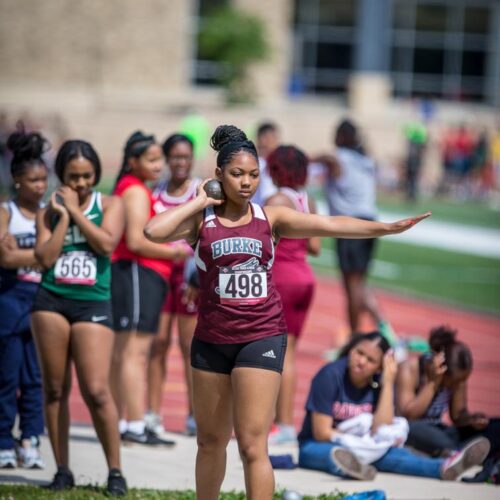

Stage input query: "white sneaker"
[
  {"left": 144, "top": 411, "right": 165, "bottom": 436},
  {"left": 331, "top": 448, "right": 377, "bottom": 480},
  {"left": 268, "top": 424, "right": 297, "bottom": 445},
  {"left": 16, "top": 437, "right": 44, "bottom": 469},
  {"left": 0, "top": 449, "right": 17, "bottom": 469},
  {"left": 441, "top": 437, "right": 490, "bottom": 481}
]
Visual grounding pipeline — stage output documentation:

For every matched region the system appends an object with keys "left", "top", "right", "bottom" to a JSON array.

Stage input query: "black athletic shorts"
[
  {"left": 32, "top": 286, "right": 113, "bottom": 328},
  {"left": 336, "top": 237, "right": 377, "bottom": 274},
  {"left": 191, "top": 334, "right": 287, "bottom": 375},
  {"left": 111, "top": 260, "right": 168, "bottom": 334}
]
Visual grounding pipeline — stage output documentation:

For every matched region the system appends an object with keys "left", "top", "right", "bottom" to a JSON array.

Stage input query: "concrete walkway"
[{"left": 0, "top": 424, "right": 498, "bottom": 499}]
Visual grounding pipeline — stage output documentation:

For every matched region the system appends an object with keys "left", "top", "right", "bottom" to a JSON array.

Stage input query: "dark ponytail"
[
  {"left": 210, "top": 125, "right": 258, "bottom": 168},
  {"left": 7, "top": 123, "right": 49, "bottom": 178},
  {"left": 337, "top": 331, "right": 391, "bottom": 360},
  {"left": 115, "top": 130, "right": 156, "bottom": 187},
  {"left": 429, "top": 326, "right": 472, "bottom": 375}
]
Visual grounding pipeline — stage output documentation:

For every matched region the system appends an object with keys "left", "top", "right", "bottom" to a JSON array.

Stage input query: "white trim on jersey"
[
  {"left": 252, "top": 203, "right": 266, "bottom": 220},
  {"left": 194, "top": 241, "right": 207, "bottom": 272},
  {"left": 156, "top": 177, "right": 202, "bottom": 205},
  {"left": 278, "top": 187, "right": 309, "bottom": 214},
  {"left": 204, "top": 206, "right": 216, "bottom": 222}
]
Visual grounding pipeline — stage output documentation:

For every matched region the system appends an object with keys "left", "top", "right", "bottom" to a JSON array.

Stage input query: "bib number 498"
[{"left": 219, "top": 269, "right": 267, "bottom": 306}]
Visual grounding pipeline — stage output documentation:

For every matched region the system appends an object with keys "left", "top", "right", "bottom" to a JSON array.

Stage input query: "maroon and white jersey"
[
  {"left": 152, "top": 177, "right": 201, "bottom": 214},
  {"left": 152, "top": 178, "right": 201, "bottom": 264},
  {"left": 194, "top": 203, "right": 286, "bottom": 344}
]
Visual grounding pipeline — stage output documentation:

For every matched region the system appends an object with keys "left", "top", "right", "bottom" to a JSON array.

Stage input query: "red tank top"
[
  {"left": 112, "top": 174, "right": 173, "bottom": 280},
  {"left": 273, "top": 188, "right": 314, "bottom": 285},
  {"left": 151, "top": 178, "right": 201, "bottom": 272},
  {"left": 194, "top": 203, "right": 286, "bottom": 344}
]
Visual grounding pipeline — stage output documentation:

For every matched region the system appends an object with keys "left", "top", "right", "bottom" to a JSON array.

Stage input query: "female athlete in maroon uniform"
[
  {"left": 144, "top": 125, "right": 430, "bottom": 500},
  {"left": 265, "top": 145, "right": 321, "bottom": 445}
]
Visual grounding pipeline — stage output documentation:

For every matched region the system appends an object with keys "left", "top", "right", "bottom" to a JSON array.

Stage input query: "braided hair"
[
  {"left": 115, "top": 130, "right": 156, "bottom": 186},
  {"left": 267, "top": 145, "right": 308, "bottom": 189},
  {"left": 7, "top": 124, "right": 49, "bottom": 178},
  {"left": 210, "top": 125, "right": 258, "bottom": 168}
]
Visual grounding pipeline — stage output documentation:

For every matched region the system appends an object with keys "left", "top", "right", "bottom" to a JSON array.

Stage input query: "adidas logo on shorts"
[{"left": 262, "top": 349, "right": 276, "bottom": 359}]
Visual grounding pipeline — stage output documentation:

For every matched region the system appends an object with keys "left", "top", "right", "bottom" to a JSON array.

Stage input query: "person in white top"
[
  {"left": 0, "top": 127, "right": 48, "bottom": 470},
  {"left": 252, "top": 122, "right": 280, "bottom": 206}
]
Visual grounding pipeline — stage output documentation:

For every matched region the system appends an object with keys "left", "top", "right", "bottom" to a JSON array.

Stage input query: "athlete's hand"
[
  {"left": 386, "top": 212, "right": 432, "bottom": 235},
  {"left": 197, "top": 179, "right": 225, "bottom": 207},
  {"left": 181, "top": 284, "right": 199, "bottom": 309},
  {"left": 468, "top": 412, "right": 489, "bottom": 430},
  {"left": 426, "top": 351, "right": 447, "bottom": 385},
  {"left": 0, "top": 232, "right": 17, "bottom": 251},
  {"left": 56, "top": 186, "right": 80, "bottom": 214},
  {"left": 382, "top": 350, "right": 398, "bottom": 386},
  {"left": 50, "top": 191, "right": 69, "bottom": 217}
]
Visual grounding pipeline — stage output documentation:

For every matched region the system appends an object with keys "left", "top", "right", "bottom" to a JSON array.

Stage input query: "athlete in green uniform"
[{"left": 31, "top": 140, "right": 127, "bottom": 495}]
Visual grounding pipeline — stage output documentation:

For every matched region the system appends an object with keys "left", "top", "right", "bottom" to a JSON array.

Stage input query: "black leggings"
[{"left": 407, "top": 418, "right": 500, "bottom": 458}]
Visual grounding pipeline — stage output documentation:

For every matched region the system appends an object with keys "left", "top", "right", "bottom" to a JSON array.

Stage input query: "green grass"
[
  {"left": 311, "top": 239, "right": 500, "bottom": 315},
  {"left": 0, "top": 485, "right": 346, "bottom": 500},
  {"left": 377, "top": 192, "right": 500, "bottom": 230}
]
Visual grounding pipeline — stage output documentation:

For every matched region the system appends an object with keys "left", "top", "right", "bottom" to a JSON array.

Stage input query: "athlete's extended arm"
[
  {"left": 265, "top": 206, "right": 431, "bottom": 240},
  {"left": 34, "top": 193, "right": 70, "bottom": 269},
  {"left": 144, "top": 179, "right": 223, "bottom": 245},
  {"left": 59, "top": 187, "right": 125, "bottom": 256}
]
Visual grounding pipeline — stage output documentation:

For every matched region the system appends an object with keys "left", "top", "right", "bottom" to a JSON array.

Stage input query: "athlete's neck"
[
  {"left": 218, "top": 201, "right": 251, "bottom": 223},
  {"left": 167, "top": 177, "right": 190, "bottom": 195},
  {"left": 15, "top": 197, "right": 40, "bottom": 216}
]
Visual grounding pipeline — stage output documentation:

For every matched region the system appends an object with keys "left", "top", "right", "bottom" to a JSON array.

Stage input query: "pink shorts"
[
  {"left": 275, "top": 281, "right": 315, "bottom": 337},
  {"left": 162, "top": 265, "right": 198, "bottom": 316}
]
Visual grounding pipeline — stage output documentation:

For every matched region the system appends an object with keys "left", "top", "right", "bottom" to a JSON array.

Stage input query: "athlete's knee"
[
  {"left": 150, "top": 336, "right": 171, "bottom": 357},
  {"left": 197, "top": 429, "right": 230, "bottom": 453},
  {"left": 82, "top": 383, "right": 112, "bottom": 409},
  {"left": 44, "top": 382, "right": 70, "bottom": 404},
  {"left": 236, "top": 433, "right": 266, "bottom": 463}
]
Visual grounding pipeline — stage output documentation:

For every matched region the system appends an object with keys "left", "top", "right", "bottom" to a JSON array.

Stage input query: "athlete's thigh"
[
  {"left": 31, "top": 311, "right": 72, "bottom": 384},
  {"left": 70, "top": 322, "right": 115, "bottom": 389},
  {"left": 192, "top": 368, "right": 233, "bottom": 439},
  {"left": 231, "top": 366, "right": 281, "bottom": 438}
]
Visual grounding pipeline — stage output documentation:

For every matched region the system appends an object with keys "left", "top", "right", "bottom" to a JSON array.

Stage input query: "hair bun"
[
  {"left": 429, "top": 325, "right": 457, "bottom": 351},
  {"left": 7, "top": 125, "right": 49, "bottom": 162},
  {"left": 210, "top": 125, "right": 247, "bottom": 152}
]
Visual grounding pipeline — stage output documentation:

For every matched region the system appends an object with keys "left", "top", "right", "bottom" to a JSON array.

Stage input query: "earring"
[
  {"left": 370, "top": 379, "right": 379, "bottom": 389},
  {"left": 14, "top": 183, "right": 20, "bottom": 189}
]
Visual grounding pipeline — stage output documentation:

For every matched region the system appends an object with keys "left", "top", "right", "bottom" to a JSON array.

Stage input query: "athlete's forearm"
[
  {"left": 398, "top": 382, "right": 439, "bottom": 420},
  {"left": 35, "top": 214, "right": 70, "bottom": 268},
  {"left": 68, "top": 208, "right": 117, "bottom": 257},
  {"left": 371, "top": 384, "right": 395, "bottom": 433},
  {"left": 0, "top": 248, "right": 38, "bottom": 268},
  {"left": 145, "top": 196, "right": 206, "bottom": 243}
]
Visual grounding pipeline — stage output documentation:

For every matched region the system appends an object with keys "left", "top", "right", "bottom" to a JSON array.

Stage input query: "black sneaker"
[
  {"left": 107, "top": 468, "right": 128, "bottom": 496},
  {"left": 121, "top": 429, "right": 175, "bottom": 447},
  {"left": 45, "top": 465, "right": 75, "bottom": 490}
]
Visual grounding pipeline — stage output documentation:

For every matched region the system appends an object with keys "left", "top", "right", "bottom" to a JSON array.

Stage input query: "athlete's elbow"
[{"left": 143, "top": 225, "right": 160, "bottom": 243}]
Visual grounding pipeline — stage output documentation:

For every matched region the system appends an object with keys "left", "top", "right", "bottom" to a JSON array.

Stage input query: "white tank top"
[{"left": 2, "top": 200, "right": 42, "bottom": 282}]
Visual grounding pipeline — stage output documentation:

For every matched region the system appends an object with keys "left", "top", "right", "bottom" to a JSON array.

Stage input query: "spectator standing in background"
[
  {"left": 252, "top": 122, "right": 279, "bottom": 206},
  {"left": 403, "top": 121, "right": 427, "bottom": 201},
  {"left": 316, "top": 119, "right": 397, "bottom": 344}
]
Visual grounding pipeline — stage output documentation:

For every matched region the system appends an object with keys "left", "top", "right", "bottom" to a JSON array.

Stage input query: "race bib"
[
  {"left": 218, "top": 266, "right": 267, "bottom": 306},
  {"left": 54, "top": 251, "right": 97, "bottom": 285},
  {"left": 17, "top": 266, "right": 42, "bottom": 283}
]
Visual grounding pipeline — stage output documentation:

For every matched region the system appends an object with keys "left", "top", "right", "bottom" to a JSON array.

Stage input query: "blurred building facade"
[{"left": 0, "top": 0, "right": 499, "bottom": 188}]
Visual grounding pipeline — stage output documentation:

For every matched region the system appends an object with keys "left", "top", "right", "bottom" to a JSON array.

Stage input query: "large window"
[
  {"left": 292, "top": 0, "right": 358, "bottom": 95},
  {"left": 390, "top": 0, "right": 493, "bottom": 102},
  {"left": 192, "top": 0, "right": 228, "bottom": 85}
]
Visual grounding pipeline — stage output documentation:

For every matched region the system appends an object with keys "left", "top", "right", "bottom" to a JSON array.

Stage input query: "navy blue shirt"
[{"left": 298, "top": 357, "right": 380, "bottom": 442}]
